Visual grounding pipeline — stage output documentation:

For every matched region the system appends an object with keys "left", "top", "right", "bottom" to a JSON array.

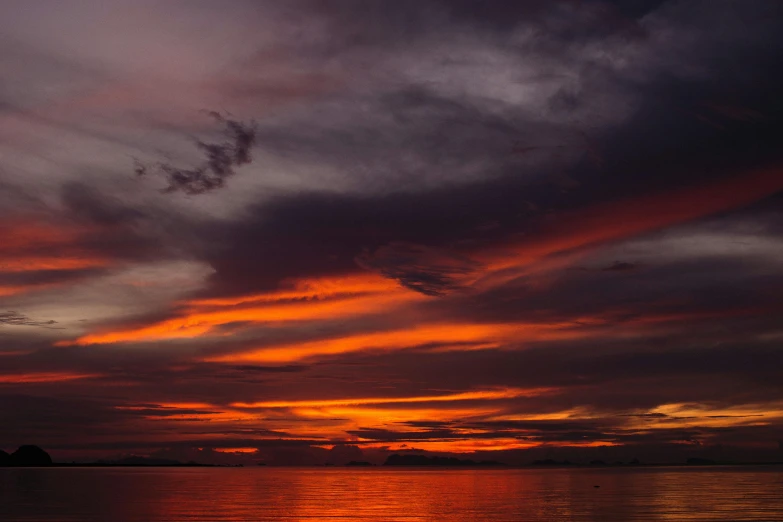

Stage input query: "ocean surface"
[{"left": 1, "top": 466, "right": 782, "bottom": 521}]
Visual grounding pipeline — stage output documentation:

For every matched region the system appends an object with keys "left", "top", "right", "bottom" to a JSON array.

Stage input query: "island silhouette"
[{"left": 0, "top": 445, "right": 53, "bottom": 466}]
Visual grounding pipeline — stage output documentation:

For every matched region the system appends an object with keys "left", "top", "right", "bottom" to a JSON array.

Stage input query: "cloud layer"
[{"left": 1, "top": 0, "right": 782, "bottom": 464}]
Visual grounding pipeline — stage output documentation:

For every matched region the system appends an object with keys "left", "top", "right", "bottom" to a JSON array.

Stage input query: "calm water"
[{"left": 1, "top": 466, "right": 782, "bottom": 521}]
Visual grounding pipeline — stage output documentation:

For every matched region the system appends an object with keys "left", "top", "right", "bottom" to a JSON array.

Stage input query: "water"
[{"left": 1, "top": 466, "right": 782, "bottom": 521}]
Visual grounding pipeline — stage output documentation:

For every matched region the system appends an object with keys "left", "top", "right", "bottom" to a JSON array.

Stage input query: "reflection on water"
[{"left": 1, "top": 466, "right": 782, "bottom": 521}]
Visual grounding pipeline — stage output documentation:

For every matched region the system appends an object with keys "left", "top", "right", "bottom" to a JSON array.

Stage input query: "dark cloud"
[
  {"left": 137, "top": 113, "right": 257, "bottom": 195},
  {"left": 356, "top": 242, "right": 481, "bottom": 296},
  {"left": 602, "top": 261, "right": 637, "bottom": 272},
  {"left": 0, "top": 311, "right": 58, "bottom": 328},
  {"left": 195, "top": 73, "right": 783, "bottom": 301},
  {"left": 251, "top": 86, "right": 545, "bottom": 190},
  {"left": 312, "top": 337, "right": 783, "bottom": 414},
  {"left": 0, "top": 267, "right": 105, "bottom": 289}
]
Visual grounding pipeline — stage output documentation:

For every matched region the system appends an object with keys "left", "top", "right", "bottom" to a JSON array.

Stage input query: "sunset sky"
[{"left": 1, "top": 0, "right": 782, "bottom": 465}]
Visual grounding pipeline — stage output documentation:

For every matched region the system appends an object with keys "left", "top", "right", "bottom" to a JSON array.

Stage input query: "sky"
[{"left": 1, "top": 0, "right": 782, "bottom": 466}]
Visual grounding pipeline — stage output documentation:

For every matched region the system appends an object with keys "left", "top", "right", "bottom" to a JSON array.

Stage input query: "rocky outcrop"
[{"left": 8, "top": 445, "right": 53, "bottom": 466}]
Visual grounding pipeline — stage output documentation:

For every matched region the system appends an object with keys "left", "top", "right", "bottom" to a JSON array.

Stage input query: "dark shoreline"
[
  {"left": 3, "top": 446, "right": 781, "bottom": 469},
  {"left": 3, "top": 461, "right": 777, "bottom": 469}
]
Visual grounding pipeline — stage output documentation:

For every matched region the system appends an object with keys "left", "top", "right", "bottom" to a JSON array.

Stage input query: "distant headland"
[
  {"left": 2, "top": 446, "right": 782, "bottom": 468},
  {"left": 384, "top": 454, "right": 504, "bottom": 466},
  {"left": 0, "top": 446, "right": 218, "bottom": 467},
  {"left": 0, "top": 445, "right": 53, "bottom": 466}
]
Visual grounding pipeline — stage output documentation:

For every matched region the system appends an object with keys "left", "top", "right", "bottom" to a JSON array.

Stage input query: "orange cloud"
[
  {"left": 204, "top": 307, "right": 730, "bottom": 364},
  {"left": 61, "top": 287, "right": 425, "bottom": 346},
  {"left": 231, "top": 387, "right": 550, "bottom": 409},
  {"left": 0, "top": 219, "right": 114, "bottom": 296},
  {"left": 0, "top": 285, "right": 32, "bottom": 297},
  {"left": 108, "top": 390, "right": 550, "bottom": 447},
  {"left": 205, "top": 322, "right": 585, "bottom": 363},
  {"left": 300, "top": 404, "right": 495, "bottom": 420},
  {"left": 115, "top": 403, "right": 259, "bottom": 423},
  {"left": 0, "top": 372, "right": 100, "bottom": 384},
  {"left": 0, "top": 256, "right": 108, "bottom": 272},
  {"left": 478, "top": 166, "right": 783, "bottom": 280},
  {"left": 0, "top": 221, "right": 84, "bottom": 249},
  {"left": 59, "top": 273, "right": 422, "bottom": 346},
  {"left": 631, "top": 402, "right": 783, "bottom": 430},
  {"left": 359, "top": 439, "right": 533, "bottom": 453},
  {"left": 189, "top": 274, "right": 400, "bottom": 307}
]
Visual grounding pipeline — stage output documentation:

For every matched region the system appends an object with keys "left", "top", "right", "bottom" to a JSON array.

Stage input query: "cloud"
[
  {"left": 136, "top": 113, "right": 257, "bottom": 195},
  {"left": 231, "top": 387, "right": 538, "bottom": 409},
  {"left": 58, "top": 281, "right": 422, "bottom": 346},
  {"left": 356, "top": 242, "right": 482, "bottom": 296},
  {"left": 230, "top": 365, "right": 307, "bottom": 374},
  {"left": 0, "top": 372, "right": 97, "bottom": 383},
  {"left": 1, "top": 0, "right": 783, "bottom": 463},
  {"left": 0, "top": 311, "right": 58, "bottom": 328},
  {"left": 602, "top": 261, "right": 637, "bottom": 272}
]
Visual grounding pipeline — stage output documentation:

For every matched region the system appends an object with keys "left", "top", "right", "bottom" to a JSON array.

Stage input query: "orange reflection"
[{"left": 95, "top": 464, "right": 783, "bottom": 520}]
